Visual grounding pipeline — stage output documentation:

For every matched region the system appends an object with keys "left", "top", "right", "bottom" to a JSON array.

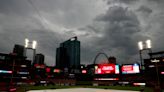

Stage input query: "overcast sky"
[{"left": 0, "top": 0, "right": 164, "bottom": 66}]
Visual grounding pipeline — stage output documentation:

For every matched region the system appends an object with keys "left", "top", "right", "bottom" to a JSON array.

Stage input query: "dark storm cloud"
[
  {"left": 107, "top": 0, "right": 139, "bottom": 4},
  {"left": 148, "top": 0, "right": 164, "bottom": 3},
  {"left": 137, "top": 6, "right": 152, "bottom": 15},
  {"left": 90, "top": 5, "right": 147, "bottom": 63},
  {"left": 119, "top": 0, "right": 139, "bottom": 4},
  {"left": 96, "top": 6, "right": 138, "bottom": 24}
]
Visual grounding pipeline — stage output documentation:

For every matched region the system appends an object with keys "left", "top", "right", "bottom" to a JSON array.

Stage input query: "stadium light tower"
[
  {"left": 138, "top": 39, "right": 152, "bottom": 68},
  {"left": 24, "top": 38, "right": 37, "bottom": 64}
]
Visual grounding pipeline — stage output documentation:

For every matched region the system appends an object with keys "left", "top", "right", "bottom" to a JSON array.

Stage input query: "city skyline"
[{"left": 0, "top": 0, "right": 164, "bottom": 66}]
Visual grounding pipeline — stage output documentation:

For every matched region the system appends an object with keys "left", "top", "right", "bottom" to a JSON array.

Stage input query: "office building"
[
  {"left": 56, "top": 37, "right": 80, "bottom": 70},
  {"left": 34, "top": 53, "right": 45, "bottom": 64},
  {"left": 56, "top": 47, "right": 68, "bottom": 69}
]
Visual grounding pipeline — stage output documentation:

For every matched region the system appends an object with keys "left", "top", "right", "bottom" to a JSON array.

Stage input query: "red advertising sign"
[
  {"left": 95, "top": 64, "right": 117, "bottom": 74},
  {"left": 122, "top": 64, "right": 140, "bottom": 74},
  {"left": 122, "top": 65, "right": 133, "bottom": 71}
]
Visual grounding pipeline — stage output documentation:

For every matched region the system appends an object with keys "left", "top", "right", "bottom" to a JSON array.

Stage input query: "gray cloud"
[
  {"left": 92, "top": 5, "right": 144, "bottom": 64},
  {"left": 148, "top": 0, "right": 164, "bottom": 3},
  {"left": 137, "top": 6, "right": 152, "bottom": 15},
  {"left": 119, "top": 0, "right": 139, "bottom": 4},
  {"left": 107, "top": 0, "right": 139, "bottom": 4}
]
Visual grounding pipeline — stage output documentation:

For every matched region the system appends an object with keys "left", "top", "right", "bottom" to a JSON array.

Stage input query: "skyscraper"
[
  {"left": 34, "top": 53, "right": 45, "bottom": 64},
  {"left": 56, "top": 37, "right": 80, "bottom": 70},
  {"left": 56, "top": 47, "right": 68, "bottom": 69},
  {"left": 13, "top": 44, "right": 25, "bottom": 56}
]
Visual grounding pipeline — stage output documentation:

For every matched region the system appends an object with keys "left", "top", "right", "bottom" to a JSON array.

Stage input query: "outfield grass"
[{"left": 16, "top": 85, "right": 154, "bottom": 92}]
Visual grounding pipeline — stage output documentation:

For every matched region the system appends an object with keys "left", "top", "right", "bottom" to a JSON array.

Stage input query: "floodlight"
[
  {"left": 138, "top": 41, "right": 143, "bottom": 50},
  {"left": 32, "top": 40, "right": 37, "bottom": 49},
  {"left": 25, "top": 38, "right": 29, "bottom": 48},
  {"left": 146, "top": 39, "right": 151, "bottom": 49}
]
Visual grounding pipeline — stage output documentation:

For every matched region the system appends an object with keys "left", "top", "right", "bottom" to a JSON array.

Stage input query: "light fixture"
[
  {"left": 25, "top": 38, "right": 29, "bottom": 48},
  {"left": 138, "top": 41, "right": 143, "bottom": 50},
  {"left": 32, "top": 40, "right": 37, "bottom": 49},
  {"left": 146, "top": 39, "right": 151, "bottom": 49}
]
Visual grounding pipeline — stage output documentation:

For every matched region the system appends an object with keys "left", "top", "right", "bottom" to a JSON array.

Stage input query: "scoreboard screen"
[
  {"left": 122, "top": 64, "right": 140, "bottom": 74},
  {"left": 95, "top": 64, "right": 119, "bottom": 74}
]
